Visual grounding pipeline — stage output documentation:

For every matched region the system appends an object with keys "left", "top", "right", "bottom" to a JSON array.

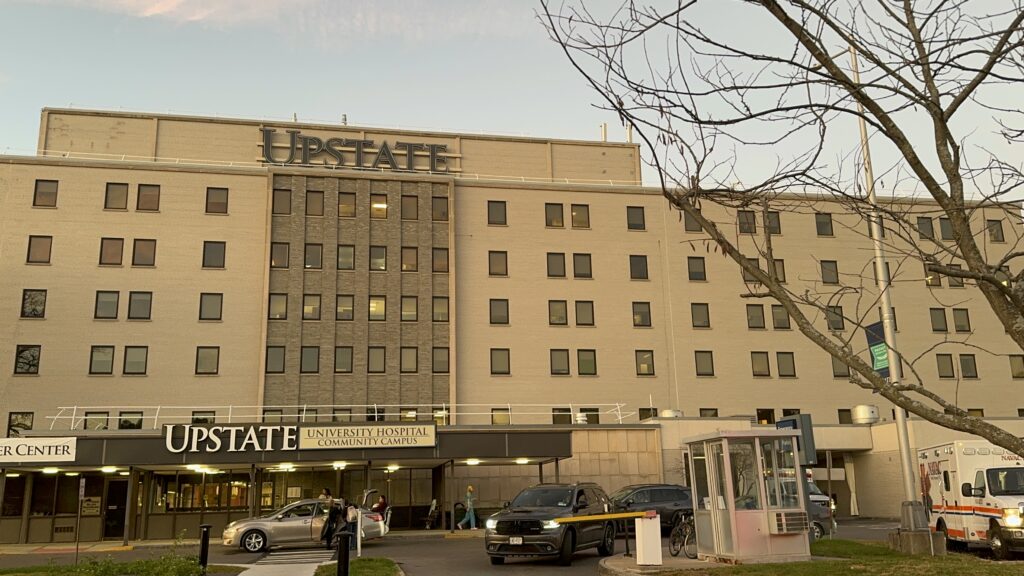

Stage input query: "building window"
[
  {"left": 821, "top": 261, "right": 839, "bottom": 284},
  {"left": 571, "top": 204, "right": 590, "bottom": 228},
  {"left": 699, "top": 408, "right": 719, "bottom": 418},
  {"left": 550, "top": 349, "right": 570, "bottom": 375},
  {"left": 370, "top": 194, "right": 388, "bottom": 219},
  {"left": 305, "top": 191, "right": 324, "bottom": 216},
  {"left": 769, "top": 259, "right": 786, "bottom": 283},
  {"left": 99, "top": 237, "right": 124, "bottom": 265},
  {"left": 488, "top": 201, "right": 507, "bottom": 225},
  {"left": 815, "top": 213, "right": 833, "bottom": 236},
  {"left": 203, "top": 241, "right": 226, "bottom": 268},
  {"left": 83, "top": 412, "right": 109, "bottom": 431},
  {"left": 577, "top": 349, "right": 597, "bottom": 375},
  {"left": 433, "top": 297, "right": 449, "bottom": 322},
  {"left": 952, "top": 308, "right": 971, "bottom": 332},
  {"left": 300, "top": 346, "right": 319, "bottom": 373},
  {"left": 338, "top": 193, "right": 356, "bottom": 217},
  {"left": 490, "top": 299, "right": 509, "bottom": 324},
  {"left": 118, "top": 412, "right": 143, "bottom": 430},
  {"left": 263, "top": 409, "right": 284, "bottom": 423},
  {"left": 401, "top": 296, "right": 418, "bottom": 322},
  {"left": 936, "top": 354, "right": 955, "bottom": 378},
  {"left": 302, "top": 294, "right": 321, "bottom": 320},
  {"left": 756, "top": 409, "right": 776, "bottom": 425},
  {"left": 369, "top": 246, "right": 387, "bottom": 271},
  {"left": 575, "top": 301, "right": 594, "bottom": 326},
  {"left": 832, "top": 356, "right": 850, "bottom": 378},
  {"left": 965, "top": 408, "right": 984, "bottom": 418},
  {"left": 690, "top": 303, "right": 710, "bottom": 328},
  {"left": 629, "top": 255, "right": 649, "bottom": 280},
  {"left": 684, "top": 209, "right": 702, "bottom": 232},
  {"left": 946, "top": 264, "right": 965, "bottom": 288},
  {"left": 7, "top": 413, "right": 33, "bottom": 436},
  {"left": 127, "top": 291, "right": 152, "bottom": 320},
  {"left": 916, "top": 216, "right": 934, "bottom": 239},
  {"left": 401, "top": 247, "right": 418, "bottom": 271},
  {"left": 334, "top": 347, "right": 353, "bottom": 373},
  {"left": 304, "top": 244, "right": 323, "bottom": 269},
  {"left": 488, "top": 251, "right": 508, "bottom": 276},
  {"left": 771, "top": 305, "right": 790, "bottom": 329},
  {"left": 14, "top": 345, "right": 41, "bottom": 375},
  {"left": 491, "top": 409, "right": 511, "bottom": 426},
  {"left": 929, "top": 308, "right": 948, "bottom": 332},
  {"left": 634, "top": 302, "right": 653, "bottom": 327},
  {"left": 105, "top": 183, "right": 129, "bottom": 210},
  {"left": 639, "top": 408, "right": 658, "bottom": 421},
  {"left": 400, "top": 195, "right": 418, "bottom": 220},
  {"left": 987, "top": 219, "right": 1005, "bottom": 243},
  {"left": 765, "top": 211, "right": 781, "bottom": 235},
  {"left": 264, "top": 292, "right": 291, "bottom": 320},
  {"left": 552, "top": 408, "right": 573, "bottom": 425},
  {"left": 636, "top": 350, "right": 655, "bottom": 376},
  {"left": 132, "top": 239, "right": 157, "bottom": 267},
  {"left": 751, "top": 351, "right": 771, "bottom": 376},
  {"left": 336, "top": 295, "right": 354, "bottom": 321},
  {"left": 432, "top": 347, "right": 449, "bottom": 373},
  {"left": 195, "top": 346, "right": 220, "bottom": 375},
  {"left": 545, "top": 203, "right": 564, "bottom": 227},
  {"left": 777, "top": 352, "right": 796, "bottom": 377},
  {"left": 925, "top": 263, "right": 942, "bottom": 287},
  {"left": 433, "top": 248, "right": 449, "bottom": 273},
  {"left": 369, "top": 296, "right": 386, "bottom": 321},
  {"left": 271, "top": 243, "right": 289, "bottom": 268},
  {"left": 1011, "top": 355, "right": 1024, "bottom": 379},
  {"left": 549, "top": 300, "right": 568, "bottom": 325},
  {"left": 337, "top": 245, "right": 355, "bottom": 270},
  {"left": 695, "top": 350, "right": 714, "bottom": 376},
  {"left": 432, "top": 196, "right": 449, "bottom": 221},
  {"left": 33, "top": 180, "right": 58, "bottom": 207},
  {"left": 266, "top": 346, "right": 285, "bottom": 374},
  {"left": 834, "top": 409, "right": 853, "bottom": 424},
  {"left": 123, "top": 346, "right": 148, "bottom": 375},
  {"left": 783, "top": 408, "right": 800, "bottom": 418},
  {"left": 491, "top": 348, "right": 511, "bottom": 375},
  {"left": 627, "top": 206, "right": 646, "bottom": 230},
  {"left": 573, "top": 253, "right": 593, "bottom": 279},
  {"left": 960, "top": 354, "right": 979, "bottom": 379},
  {"left": 20, "top": 289, "right": 47, "bottom": 318},
  {"left": 826, "top": 306, "right": 845, "bottom": 331},
  {"left": 26, "top": 235, "right": 53, "bottom": 264},
  {"left": 137, "top": 184, "right": 160, "bottom": 211},
  {"left": 206, "top": 187, "right": 228, "bottom": 214},
  {"left": 94, "top": 291, "right": 119, "bottom": 319},
  {"left": 742, "top": 257, "right": 760, "bottom": 283},
  {"left": 738, "top": 210, "right": 757, "bottom": 234},
  {"left": 367, "top": 347, "right": 386, "bottom": 373},
  {"left": 547, "top": 253, "right": 566, "bottom": 277},
  {"left": 687, "top": 257, "right": 706, "bottom": 281},
  {"left": 939, "top": 217, "right": 954, "bottom": 241},
  {"left": 89, "top": 345, "right": 115, "bottom": 375},
  {"left": 746, "top": 304, "right": 765, "bottom": 329},
  {"left": 366, "top": 408, "right": 385, "bottom": 422},
  {"left": 191, "top": 411, "right": 216, "bottom": 425},
  {"left": 580, "top": 408, "right": 600, "bottom": 424}
]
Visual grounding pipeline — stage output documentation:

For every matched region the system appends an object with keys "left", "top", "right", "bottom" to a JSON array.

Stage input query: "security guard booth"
[{"left": 686, "top": 430, "right": 811, "bottom": 564}]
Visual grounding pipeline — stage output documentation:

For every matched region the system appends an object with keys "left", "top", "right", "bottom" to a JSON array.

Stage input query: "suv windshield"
[
  {"left": 987, "top": 468, "right": 1024, "bottom": 496},
  {"left": 511, "top": 487, "right": 574, "bottom": 508}
]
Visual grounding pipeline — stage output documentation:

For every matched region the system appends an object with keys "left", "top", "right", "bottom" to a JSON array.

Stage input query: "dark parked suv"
[
  {"left": 609, "top": 484, "right": 693, "bottom": 530},
  {"left": 484, "top": 482, "right": 616, "bottom": 566}
]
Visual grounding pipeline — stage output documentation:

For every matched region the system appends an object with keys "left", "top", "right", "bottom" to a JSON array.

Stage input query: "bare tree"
[{"left": 542, "top": 1, "right": 1024, "bottom": 455}]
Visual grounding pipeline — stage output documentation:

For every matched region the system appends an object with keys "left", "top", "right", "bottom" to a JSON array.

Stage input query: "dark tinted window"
[{"left": 511, "top": 487, "right": 573, "bottom": 508}]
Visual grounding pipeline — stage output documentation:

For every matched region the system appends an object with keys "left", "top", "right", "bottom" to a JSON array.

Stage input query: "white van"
[{"left": 918, "top": 440, "right": 1024, "bottom": 559}]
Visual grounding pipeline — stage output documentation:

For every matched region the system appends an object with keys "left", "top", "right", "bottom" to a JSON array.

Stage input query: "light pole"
[{"left": 848, "top": 46, "right": 924, "bottom": 530}]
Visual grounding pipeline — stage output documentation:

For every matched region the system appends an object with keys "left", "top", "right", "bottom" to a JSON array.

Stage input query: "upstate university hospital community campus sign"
[
  {"left": 164, "top": 424, "right": 437, "bottom": 454},
  {"left": 0, "top": 437, "right": 77, "bottom": 463},
  {"left": 261, "top": 128, "right": 451, "bottom": 173}
]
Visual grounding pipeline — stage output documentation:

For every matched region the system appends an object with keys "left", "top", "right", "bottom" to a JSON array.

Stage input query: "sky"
[{"left": 0, "top": 1, "right": 630, "bottom": 158}]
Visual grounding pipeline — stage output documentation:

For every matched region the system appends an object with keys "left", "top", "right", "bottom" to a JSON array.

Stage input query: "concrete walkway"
[{"left": 599, "top": 553, "right": 719, "bottom": 575}]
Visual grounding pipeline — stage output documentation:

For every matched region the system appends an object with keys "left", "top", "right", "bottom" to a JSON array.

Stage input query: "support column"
[
  {"left": 140, "top": 471, "right": 152, "bottom": 540},
  {"left": 19, "top": 473, "right": 34, "bottom": 544},
  {"left": 248, "top": 465, "right": 258, "bottom": 517},
  {"left": 123, "top": 467, "right": 136, "bottom": 546},
  {"left": 447, "top": 460, "right": 455, "bottom": 533},
  {"left": 554, "top": 458, "right": 560, "bottom": 483},
  {"left": 538, "top": 462, "right": 544, "bottom": 484},
  {"left": 0, "top": 470, "right": 6, "bottom": 520}
]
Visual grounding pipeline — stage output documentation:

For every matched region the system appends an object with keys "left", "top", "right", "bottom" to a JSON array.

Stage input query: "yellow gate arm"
[{"left": 553, "top": 510, "right": 657, "bottom": 524}]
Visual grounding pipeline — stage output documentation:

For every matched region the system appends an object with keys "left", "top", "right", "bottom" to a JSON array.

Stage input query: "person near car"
[
  {"left": 372, "top": 495, "right": 388, "bottom": 512},
  {"left": 457, "top": 484, "right": 477, "bottom": 529},
  {"left": 319, "top": 487, "right": 334, "bottom": 503},
  {"left": 322, "top": 498, "right": 344, "bottom": 549}
]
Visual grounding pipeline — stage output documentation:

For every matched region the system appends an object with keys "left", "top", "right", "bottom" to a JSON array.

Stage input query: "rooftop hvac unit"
[{"left": 852, "top": 405, "right": 880, "bottom": 424}]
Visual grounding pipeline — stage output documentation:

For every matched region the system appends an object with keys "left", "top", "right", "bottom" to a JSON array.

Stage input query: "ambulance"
[{"left": 918, "top": 440, "right": 1024, "bottom": 559}]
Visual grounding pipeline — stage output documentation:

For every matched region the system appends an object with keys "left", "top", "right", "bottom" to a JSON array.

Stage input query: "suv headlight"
[
  {"left": 543, "top": 520, "right": 561, "bottom": 530},
  {"left": 485, "top": 518, "right": 497, "bottom": 530},
  {"left": 1003, "top": 508, "right": 1023, "bottom": 528}
]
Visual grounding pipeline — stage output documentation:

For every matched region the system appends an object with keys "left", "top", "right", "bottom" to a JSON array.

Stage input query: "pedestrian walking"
[{"left": 456, "top": 485, "right": 477, "bottom": 530}]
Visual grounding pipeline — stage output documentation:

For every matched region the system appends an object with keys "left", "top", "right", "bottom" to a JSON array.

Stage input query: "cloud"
[{"left": 27, "top": 0, "right": 532, "bottom": 40}]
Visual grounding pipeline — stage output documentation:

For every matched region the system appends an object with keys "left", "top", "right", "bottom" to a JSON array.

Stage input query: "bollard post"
[
  {"left": 198, "top": 524, "right": 212, "bottom": 575},
  {"left": 336, "top": 532, "right": 351, "bottom": 576},
  {"left": 623, "top": 519, "right": 632, "bottom": 558}
]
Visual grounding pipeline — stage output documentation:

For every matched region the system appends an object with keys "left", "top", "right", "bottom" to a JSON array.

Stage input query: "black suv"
[
  {"left": 609, "top": 484, "right": 693, "bottom": 530},
  {"left": 483, "top": 482, "right": 616, "bottom": 566}
]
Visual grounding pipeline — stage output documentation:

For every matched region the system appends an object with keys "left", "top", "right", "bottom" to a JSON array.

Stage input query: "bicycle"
[{"left": 668, "top": 513, "right": 697, "bottom": 559}]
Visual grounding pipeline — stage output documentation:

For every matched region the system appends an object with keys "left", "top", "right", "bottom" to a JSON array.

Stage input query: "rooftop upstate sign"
[
  {"left": 164, "top": 424, "right": 436, "bottom": 454},
  {"left": 260, "top": 128, "right": 450, "bottom": 173}
]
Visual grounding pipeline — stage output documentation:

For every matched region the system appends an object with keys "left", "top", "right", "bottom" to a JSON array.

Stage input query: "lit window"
[
  {"left": 303, "top": 294, "right": 321, "bottom": 320},
  {"left": 432, "top": 297, "right": 449, "bottom": 322},
  {"left": 571, "top": 204, "right": 590, "bottom": 228},
  {"left": 369, "top": 296, "right": 386, "bottom": 321},
  {"left": 370, "top": 194, "right": 388, "bottom": 219},
  {"left": 634, "top": 302, "right": 653, "bottom": 327},
  {"left": 369, "top": 246, "right": 387, "bottom": 271},
  {"left": 335, "top": 295, "right": 354, "bottom": 321},
  {"left": 271, "top": 243, "right": 289, "bottom": 268},
  {"left": 636, "top": 350, "right": 656, "bottom": 376},
  {"left": 268, "top": 294, "right": 288, "bottom": 320},
  {"left": 402, "top": 296, "right": 418, "bottom": 322}
]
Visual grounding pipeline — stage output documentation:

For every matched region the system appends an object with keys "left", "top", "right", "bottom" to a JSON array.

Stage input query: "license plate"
[{"left": 509, "top": 536, "right": 523, "bottom": 545}]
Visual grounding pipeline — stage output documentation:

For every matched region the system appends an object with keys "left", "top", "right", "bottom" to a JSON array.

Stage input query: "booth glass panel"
[
  {"left": 729, "top": 440, "right": 762, "bottom": 510},
  {"left": 710, "top": 442, "right": 734, "bottom": 554},
  {"left": 690, "top": 442, "right": 715, "bottom": 556}
]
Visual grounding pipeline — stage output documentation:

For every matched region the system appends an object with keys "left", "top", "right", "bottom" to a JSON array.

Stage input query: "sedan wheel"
[{"left": 242, "top": 530, "right": 267, "bottom": 553}]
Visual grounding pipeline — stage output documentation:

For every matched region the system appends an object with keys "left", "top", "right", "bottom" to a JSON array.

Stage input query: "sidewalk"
[{"left": 599, "top": 553, "right": 720, "bottom": 575}]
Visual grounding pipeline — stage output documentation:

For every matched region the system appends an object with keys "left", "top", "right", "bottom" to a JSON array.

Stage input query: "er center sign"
[{"left": 299, "top": 425, "right": 436, "bottom": 450}]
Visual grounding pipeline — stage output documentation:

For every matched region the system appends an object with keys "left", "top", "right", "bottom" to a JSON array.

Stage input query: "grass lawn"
[
  {"left": 314, "top": 558, "right": 400, "bottom": 576},
  {"left": 0, "top": 558, "right": 243, "bottom": 576},
  {"left": 668, "top": 540, "right": 1022, "bottom": 575}
]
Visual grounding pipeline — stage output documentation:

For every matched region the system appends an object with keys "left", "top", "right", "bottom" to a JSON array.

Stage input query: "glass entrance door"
[{"left": 103, "top": 479, "right": 128, "bottom": 539}]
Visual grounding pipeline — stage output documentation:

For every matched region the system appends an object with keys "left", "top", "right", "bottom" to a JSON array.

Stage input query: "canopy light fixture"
[
  {"left": 332, "top": 461, "right": 347, "bottom": 470},
  {"left": 515, "top": 458, "right": 530, "bottom": 465},
  {"left": 466, "top": 459, "right": 481, "bottom": 466},
  {"left": 65, "top": 472, "right": 80, "bottom": 477},
  {"left": 42, "top": 467, "right": 59, "bottom": 474},
  {"left": 386, "top": 464, "right": 400, "bottom": 472},
  {"left": 101, "top": 466, "right": 118, "bottom": 474},
  {"left": 4, "top": 473, "right": 21, "bottom": 478},
  {"left": 119, "top": 471, "right": 131, "bottom": 476}
]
